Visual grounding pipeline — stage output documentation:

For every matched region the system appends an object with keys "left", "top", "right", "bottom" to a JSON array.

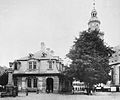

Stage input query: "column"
[
  {"left": 54, "top": 76, "right": 59, "bottom": 93},
  {"left": 7, "top": 68, "right": 13, "bottom": 86},
  {"left": 42, "top": 77, "right": 46, "bottom": 92},
  {"left": 38, "top": 77, "right": 43, "bottom": 91},
  {"left": 114, "top": 65, "right": 119, "bottom": 86},
  {"left": 21, "top": 77, "right": 26, "bottom": 90}
]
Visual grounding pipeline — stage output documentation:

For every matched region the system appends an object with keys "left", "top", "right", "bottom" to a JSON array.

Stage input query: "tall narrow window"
[
  {"left": 14, "top": 62, "right": 17, "bottom": 70},
  {"left": 33, "top": 78, "right": 37, "bottom": 88},
  {"left": 49, "top": 60, "right": 52, "bottom": 69},
  {"left": 29, "top": 62, "right": 32, "bottom": 70},
  {"left": 33, "top": 62, "right": 36, "bottom": 69},
  {"left": 27, "top": 78, "right": 31, "bottom": 87},
  {"left": 14, "top": 78, "right": 18, "bottom": 86}
]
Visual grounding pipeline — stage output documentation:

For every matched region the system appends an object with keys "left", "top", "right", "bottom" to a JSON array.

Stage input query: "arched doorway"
[{"left": 46, "top": 78, "right": 53, "bottom": 93}]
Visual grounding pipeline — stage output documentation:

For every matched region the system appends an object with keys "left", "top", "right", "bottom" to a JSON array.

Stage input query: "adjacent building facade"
[
  {"left": 10, "top": 42, "right": 71, "bottom": 93},
  {"left": 109, "top": 45, "right": 120, "bottom": 89}
]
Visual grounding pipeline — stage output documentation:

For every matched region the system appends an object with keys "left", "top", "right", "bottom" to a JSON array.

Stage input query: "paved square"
[{"left": 0, "top": 92, "right": 120, "bottom": 100}]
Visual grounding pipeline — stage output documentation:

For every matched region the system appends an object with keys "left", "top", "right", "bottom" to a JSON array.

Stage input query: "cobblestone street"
[{"left": 1, "top": 92, "right": 120, "bottom": 100}]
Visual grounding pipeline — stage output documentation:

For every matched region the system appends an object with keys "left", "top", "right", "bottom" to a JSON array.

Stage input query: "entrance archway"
[{"left": 46, "top": 78, "right": 53, "bottom": 93}]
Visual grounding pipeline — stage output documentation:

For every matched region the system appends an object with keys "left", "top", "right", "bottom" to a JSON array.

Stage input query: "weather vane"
[{"left": 93, "top": 0, "right": 96, "bottom": 9}]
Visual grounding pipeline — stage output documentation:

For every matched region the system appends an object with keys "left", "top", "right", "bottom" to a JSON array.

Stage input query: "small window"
[
  {"left": 29, "top": 61, "right": 37, "bottom": 70},
  {"left": 14, "top": 62, "right": 17, "bottom": 70},
  {"left": 33, "top": 62, "right": 36, "bottom": 69},
  {"left": 29, "top": 62, "right": 32, "bottom": 70},
  {"left": 48, "top": 60, "right": 52, "bottom": 69}
]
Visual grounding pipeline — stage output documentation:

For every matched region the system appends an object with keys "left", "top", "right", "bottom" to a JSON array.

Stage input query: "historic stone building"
[
  {"left": 10, "top": 42, "right": 71, "bottom": 93},
  {"left": 109, "top": 45, "right": 120, "bottom": 90}
]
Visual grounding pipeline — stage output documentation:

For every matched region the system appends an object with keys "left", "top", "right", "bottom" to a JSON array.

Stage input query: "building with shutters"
[{"left": 10, "top": 42, "right": 71, "bottom": 93}]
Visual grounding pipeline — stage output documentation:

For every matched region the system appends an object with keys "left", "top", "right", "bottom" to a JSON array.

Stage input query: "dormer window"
[
  {"left": 29, "top": 53, "right": 34, "bottom": 58},
  {"left": 41, "top": 52, "right": 47, "bottom": 57},
  {"left": 29, "top": 61, "right": 37, "bottom": 70}
]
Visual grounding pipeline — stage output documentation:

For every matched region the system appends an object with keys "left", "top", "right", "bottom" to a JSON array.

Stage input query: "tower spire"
[
  {"left": 88, "top": 0, "right": 104, "bottom": 39},
  {"left": 93, "top": 0, "right": 95, "bottom": 9},
  {"left": 88, "top": 0, "right": 100, "bottom": 31}
]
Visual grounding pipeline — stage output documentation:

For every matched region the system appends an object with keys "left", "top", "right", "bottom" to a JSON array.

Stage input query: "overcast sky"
[{"left": 0, "top": 0, "right": 120, "bottom": 67}]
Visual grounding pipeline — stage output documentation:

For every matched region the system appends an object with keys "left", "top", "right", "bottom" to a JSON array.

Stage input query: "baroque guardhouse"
[{"left": 10, "top": 42, "right": 71, "bottom": 93}]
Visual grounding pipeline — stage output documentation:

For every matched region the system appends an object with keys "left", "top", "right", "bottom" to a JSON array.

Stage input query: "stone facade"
[
  {"left": 109, "top": 45, "right": 120, "bottom": 87},
  {"left": 10, "top": 42, "right": 71, "bottom": 93}
]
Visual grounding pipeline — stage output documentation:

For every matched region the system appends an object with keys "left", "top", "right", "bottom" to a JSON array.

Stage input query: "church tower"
[
  {"left": 88, "top": 0, "right": 104, "bottom": 38},
  {"left": 88, "top": 0, "right": 100, "bottom": 32}
]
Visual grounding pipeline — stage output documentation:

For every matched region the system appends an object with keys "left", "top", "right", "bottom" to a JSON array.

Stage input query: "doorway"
[{"left": 46, "top": 78, "right": 53, "bottom": 93}]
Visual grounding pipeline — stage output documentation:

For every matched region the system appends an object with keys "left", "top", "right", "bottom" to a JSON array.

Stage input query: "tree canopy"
[{"left": 65, "top": 30, "right": 114, "bottom": 86}]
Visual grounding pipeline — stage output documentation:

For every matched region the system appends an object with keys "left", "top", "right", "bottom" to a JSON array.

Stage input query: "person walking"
[{"left": 26, "top": 88, "right": 28, "bottom": 96}]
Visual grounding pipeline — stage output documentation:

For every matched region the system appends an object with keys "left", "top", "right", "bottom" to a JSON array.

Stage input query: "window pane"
[
  {"left": 33, "top": 78, "right": 37, "bottom": 88},
  {"left": 14, "top": 62, "right": 17, "bottom": 70},
  {"left": 33, "top": 62, "right": 36, "bottom": 69},
  {"left": 27, "top": 78, "right": 31, "bottom": 87},
  {"left": 29, "top": 62, "right": 32, "bottom": 69},
  {"left": 49, "top": 60, "right": 52, "bottom": 69}
]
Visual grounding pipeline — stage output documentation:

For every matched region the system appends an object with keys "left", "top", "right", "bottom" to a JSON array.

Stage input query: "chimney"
[
  {"left": 50, "top": 50, "right": 54, "bottom": 55},
  {"left": 41, "top": 42, "right": 45, "bottom": 51}
]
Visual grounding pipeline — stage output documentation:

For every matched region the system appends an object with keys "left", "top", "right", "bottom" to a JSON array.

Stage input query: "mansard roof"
[{"left": 16, "top": 43, "right": 62, "bottom": 62}]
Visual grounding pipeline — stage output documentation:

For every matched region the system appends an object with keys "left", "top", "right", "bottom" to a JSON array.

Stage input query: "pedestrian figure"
[
  {"left": 36, "top": 89, "right": 39, "bottom": 94},
  {"left": 26, "top": 88, "right": 28, "bottom": 96}
]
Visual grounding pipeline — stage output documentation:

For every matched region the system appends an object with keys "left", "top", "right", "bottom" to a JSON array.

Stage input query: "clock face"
[
  {"left": 89, "top": 22, "right": 99, "bottom": 30},
  {"left": 91, "top": 23, "right": 99, "bottom": 28}
]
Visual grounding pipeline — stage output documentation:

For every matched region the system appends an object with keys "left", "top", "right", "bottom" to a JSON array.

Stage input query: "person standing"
[{"left": 26, "top": 88, "right": 28, "bottom": 96}]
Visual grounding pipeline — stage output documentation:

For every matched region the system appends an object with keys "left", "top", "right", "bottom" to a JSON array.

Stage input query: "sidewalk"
[{"left": 94, "top": 92, "right": 120, "bottom": 96}]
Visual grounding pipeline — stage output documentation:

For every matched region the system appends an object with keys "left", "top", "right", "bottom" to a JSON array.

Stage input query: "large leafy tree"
[{"left": 65, "top": 30, "right": 114, "bottom": 87}]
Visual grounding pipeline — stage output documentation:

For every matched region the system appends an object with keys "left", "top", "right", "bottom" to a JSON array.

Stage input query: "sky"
[{"left": 0, "top": 0, "right": 120, "bottom": 67}]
